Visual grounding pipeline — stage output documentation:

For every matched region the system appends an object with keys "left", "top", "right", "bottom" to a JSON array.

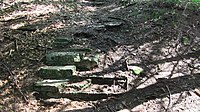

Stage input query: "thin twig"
[
  {"left": 193, "top": 88, "right": 200, "bottom": 97},
  {"left": 121, "top": 101, "right": 129, "bottom": 108},
  {"left": 166, "top": 85, "right": 172, "bottom": 111}
]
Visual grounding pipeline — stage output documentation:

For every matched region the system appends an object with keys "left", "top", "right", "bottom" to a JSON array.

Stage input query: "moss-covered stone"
[
  {"left": 65, "top": 48, "right": 92, "bottom": 53},
  {"left": 45, "top": 51, "right": 99, "bottom": 70},
  {"left": 35, "top": 80, "right": 64, "bottom": 92},
  {"left": 53, "top": 37, "right": 73, "bottom": 48},
  {"left": 45, "top": 52, "right": 81, "bottom": 66},
  {"left": 38, "top": 66, "right": 76, "bottom": 79},
  {"left": 34, "top": 80, "right": 69, "bottom": 98},
  {"left": 34, "top": 75, "right": 128, "bottom": 99}
]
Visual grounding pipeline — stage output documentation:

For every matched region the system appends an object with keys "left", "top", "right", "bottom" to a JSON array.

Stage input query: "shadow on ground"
[
  {"left": 64, "top": 73, "right": 200, "bottom": 112},
  {"left": 0, "top": 0, "right": 199, "bottom": 111}
]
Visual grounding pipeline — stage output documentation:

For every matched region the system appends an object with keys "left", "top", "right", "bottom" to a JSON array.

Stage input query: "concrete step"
[
  {"left": 53, "top": 37, "right": 73, "bottom": 48},
  {"left": 38, "top": 65, "right": 76, "bottom": 79},
  {"left": 35, "top": 79, "right": 68, "bottom": 98},
  {"left": 45, "top": 51, "right": 99, "bottom": 70},
  {"left": 45, "top": 52, "right": 81, "bottom": 66},
  {"left": 34, "top": 76, "right": 128, "bottom": 99}
]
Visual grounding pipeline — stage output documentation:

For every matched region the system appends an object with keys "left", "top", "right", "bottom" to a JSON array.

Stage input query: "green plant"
[{"left": 192, "top": 0, "right": 200, "bottom": 2}]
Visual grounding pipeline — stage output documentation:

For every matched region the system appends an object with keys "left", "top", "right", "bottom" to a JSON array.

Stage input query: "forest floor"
[{"left": 0, "top": 0, "right": 200, "bottom": 112}]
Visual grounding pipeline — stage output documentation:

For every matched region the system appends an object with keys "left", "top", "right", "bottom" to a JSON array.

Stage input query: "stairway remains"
[{"left": 34, "top": 37, "right": 128, "bottom": 100}]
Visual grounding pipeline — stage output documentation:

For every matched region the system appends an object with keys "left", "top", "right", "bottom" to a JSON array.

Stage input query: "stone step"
[
  {"left": 38, "top": 66, "right": 76, "bottom": 79},
  {"left": 45, "top": 52, "right": 81, "bottom": 66},
  {"left": 53, "top": 37, "right": 73, "bottom": 48},
  {"left": 45, "top": 51, "right": 99, "bottom": 70},
  {"left": 35, "top": 79, "right": 65, "bottom": 92},
  {"left": 34, "top": 79, "right": 68, "bottom": 98},
  {"left": 34, "top": 76, "right": 128, "bottom": 99}
]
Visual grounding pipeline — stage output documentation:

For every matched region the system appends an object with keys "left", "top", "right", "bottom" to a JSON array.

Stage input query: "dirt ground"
[{"left": 0, "top": 0, "right": 200, "bottom": 112}]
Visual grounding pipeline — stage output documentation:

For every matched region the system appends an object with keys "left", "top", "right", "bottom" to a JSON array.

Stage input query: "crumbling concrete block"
[
  {"left": 53, "top": 37, "right": 73, "bottom": 48},
  {"left": 45, "top": 48, "right": 99, "bottom": 70},
  {"left": 34, "top": 80, "right": 68, "bottom": 98},
  {"left": 38, "top": 66, "right": 76, "bottom": 79},
  {"left": 45, "top": 52, "right": 81, "bottom": 66},
  {"left": 34, "top": 76, "right": 128, "bottom": 99}
]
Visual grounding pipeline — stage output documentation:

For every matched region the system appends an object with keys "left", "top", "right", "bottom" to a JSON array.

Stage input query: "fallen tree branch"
[{"left": 68, "top": 73, "right": 200, "bottom": 112}]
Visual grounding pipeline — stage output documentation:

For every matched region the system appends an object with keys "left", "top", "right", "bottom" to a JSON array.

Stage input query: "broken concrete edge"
[
  {"left": 35, "top": 75, "right": 127, "bottom": 85},
  {"left": 34, "top": 75, "right": 128, "bottom": 91},
  {"left": 34, "top": 76, "right": 129, "bottom": 99}
]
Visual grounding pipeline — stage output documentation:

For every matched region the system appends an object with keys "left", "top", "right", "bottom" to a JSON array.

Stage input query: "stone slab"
[
  {"left": 45, "top": 52, "right": 81, "bottom": 66},
  {"left": 38, "top": 66, "right": 76, "bottom": 79},
  {"left": 34, "top": 76, "right": 128, "bottom": 99},
  {"left": 45, "top": 51, "right": 99, "bottom": 70},
  {"left": 34, "top": 79, "right": 69, "bottom": 98},
  {"left": 35, "top": 79, "right": 68, "bottom": 92},
  {"left": 53, "top": 37, "right": 73, "bottom": 48}
]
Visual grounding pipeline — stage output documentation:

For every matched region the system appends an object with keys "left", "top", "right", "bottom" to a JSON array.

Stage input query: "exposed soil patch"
[{"left": 0, "top": 0, "right": 199, "bottom": 112}]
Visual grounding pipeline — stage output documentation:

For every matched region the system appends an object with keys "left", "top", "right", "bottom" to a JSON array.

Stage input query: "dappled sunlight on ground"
[
  {"left": 0, "top": 0, "right": 199, "bottom": 111},
  {"left": 130, "top": 91, "right": 200, "bottom": 112},
  {"left": 83, "top": 6, "right": 97, "bottom": 12},
  {"left": 1, "top": 4, "right": 59, "bottom": 18}
]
